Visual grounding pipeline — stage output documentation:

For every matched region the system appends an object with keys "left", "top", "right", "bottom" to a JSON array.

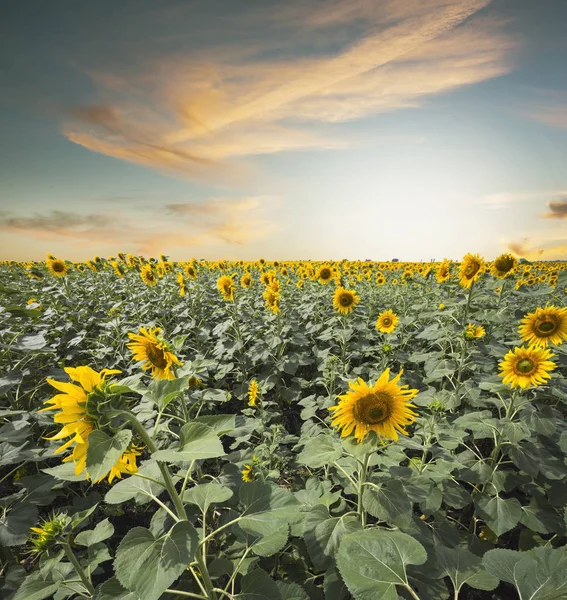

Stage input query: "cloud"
[
  {"left": 508, "top": 236, "right": 567, "bottom": 260},
  {"left": 62, "top": 0, "right": 515, "bottom": 181},
  {"left": 479, "top": 189, "right": 567, "bottom": 210},
  {"left": 0, "top": 197, "right": 276, "bottom": 255},
  {"left": 541, "top": 198, "right": 567, "bottom": 219},
  {"left": 525, "top": 91, "right": 567, "bottom": 130}
]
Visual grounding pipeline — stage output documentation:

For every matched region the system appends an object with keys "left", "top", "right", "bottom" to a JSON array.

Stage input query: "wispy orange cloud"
[
  {"left": 508, "top": 236, "right": 567, "bottom": 260},
  {"left": 0, "top": 197, "right": 276, "bottom": 255},
  {"left": 525, "top": 91, "right": 567, "bottom": 130},
  {"left": 62, "top": 0, "right": 515, "bottom": 181},
  {"left": 540, "top": 198, "right": 567, "bottom": 219}
]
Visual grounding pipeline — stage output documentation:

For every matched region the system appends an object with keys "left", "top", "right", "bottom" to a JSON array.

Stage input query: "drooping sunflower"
[
  {"left": 499, "top": 345, "right": 556, "bottom": 389},
  {"left": 329, "top": 370, "right": 418, "bottom": 442},
  {"left": 46, "top": 257, "right": 67, "bottom": 277},
  {"left": 519, "top": 305, "right": 567, "bottom": 348},
  {"left": 316, "top": 265, "right": 334, "bottom": 284},
  {"left": 459, "top": 253, "right": 484, "bottom": 289},
  {"left": 127, "top": 327, "right": 182, "bottom": 380},
  {"left": 376, "top": 309, "right": 399, "bottom": 334},
  {"left": 217, "top": 275, "right": 235, "bottom": 301},
  {"left": 491, "top": 253, "right": 517, "bottom": 279},
  {"left": 248, "top": 379, "right": 259, "bottom": 406},
  {"left": 40, "top": 366, "right": 141, "bottom": 482},
  {"left": 333, "top": 286, "right": 360, "bottom": 315},
  {"left": 140, "top": 264, "right": 157, "bottom": 286}
]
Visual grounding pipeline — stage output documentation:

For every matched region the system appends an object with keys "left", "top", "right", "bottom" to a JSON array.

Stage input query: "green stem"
[
  {"left": 357, "top": 452, "right": 371, "bottom": 527},
  {"left": 63, "top": 541, "right": 95, "bottom": 596}
]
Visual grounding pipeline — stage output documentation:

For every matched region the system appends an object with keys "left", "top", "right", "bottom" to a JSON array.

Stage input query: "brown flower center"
[
  {"left": 320, "top": 268, "right": 331, "bottom": 280},
  {"left": 464, "top": 262, "right": 479, "bottom": 277},
  {"left": 354, "top": 392, "right": 393, "bottom": 424},
  {"left": 536, "top": 319, "right": 557, "bottom": 335},
  {"left": 340, "top": 294, "right": 353, "bottom": 307},
  {"left": 516, "top": 358, "right": 535, "bottom": 374},
  {"left": 495, "top": 257, "right": 514, "bottom": 272},
  {"left": 146, "top": 343, "right": 168, "bottom": 369},
  {"left": 382, "top": 317, "right": 391, "bottom": 326},
  {"left": 53, "top": 262, "right": 65, "bottom": 272}
]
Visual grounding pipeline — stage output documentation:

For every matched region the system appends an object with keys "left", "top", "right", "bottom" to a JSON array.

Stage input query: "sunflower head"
[
  {"left": 491, "top": 253, "right": 517, "bottom": 278},
  {"left": 29, "top": 513, "right": 68, "bottom": 554},
  {"left": 248, "top": 379, "right": 259, "bottom": 406},
  {"left": 519, "top": 305, "right": 567, "bottom": 348},
  {"left": 376, "top": 309, "right": 399, "bottom": 334},
  {"left": 46, "top": 258, "right": 68, "bottom": 277},
  {"left": 316, "top": 265, "right": 333, "bottom": 284},
  {"left": 140, "top": 264, "right": 157, "bottom": 286},
  {"left": 465, "top": 323, "right": 486, "bottom": 340},
  {"left": 217, "top": 275, "right": 235, "bottom": 301},
  {"left": 499, "top": 345, "right": 556, "bottom": 389},
  {"left": 329, "top": 370, "right": 418, "bottom": 442},
  {"left": 333, "top": 287, "right": 360, "bottom": 315},
  {"left": 459, "top": 253, "right": 484, "bottom": 289},
  {"left": 127, "top": 327, "right": 182, "bottom": 380},
  {"left": 241, "top": 273, "right": 253, "bottom": 288}
]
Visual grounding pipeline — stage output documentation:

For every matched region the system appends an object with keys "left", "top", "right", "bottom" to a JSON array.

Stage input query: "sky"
[{"left": 1, "top": 0, "right": 566, "bottom": 262}]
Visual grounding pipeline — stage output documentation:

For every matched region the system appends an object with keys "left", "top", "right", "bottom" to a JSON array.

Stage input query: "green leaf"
[
  {"left": 114, "top": 521, "right": 199, "bottom": 600},
  {"left": 337, "top": 529, "right": 427, "bottom": 600},
  {"left": 362, "top": 479, "right": 412, "bottom": 527},
  {"left": 475, "top": 495, "right": 522, "bottom": 537},
  {"left": 239, "top": 481, "right": 300, "bottom": 538},
  {"left": 235, "top": 568, "right": 283, "bottom": 600},
  {"left": 193, "top": 414, "right": 236, "bottom": 435},
  {"left": 483, "top": 546, "right": 567, "bottom": 600},
  {"left": 145, "top": 376, "right": 189, "bottom": 410},
  {"left": 303, "top": 505, "right": 362, "bottom": 570},
  {"left": 112, "top": 374, "right": 147, "bottom": 396},
  {"left": 94, "top": 578, "right": 138, "bottom": 600},
  {"left": 153, "top": 422, "right": 225, "bottom": 463},
  {"left": 86, "top": 430, "right": 132, "bottom": 483},
  {"left": 183, "top": 483, "right": 233, "bottom": 512},
  {"left": 297, "top": 435, "right": 342, "bottom": 468},
  {"left": 105, "top": 461, "right": 165, "bottom": 505},
  {"left": 435, "top": 545, "right": 498, "bottom": 593},
  {"left": 324, "top": 567, "right": 351, "bottom": 600},
  {"left": 70, "top": 504, "right": 99, "bottom": 530},
  {"left": 14, "top": 334, "right": 47, "bottom": 351},
  {"left": 12, "top": 575, "right": 59, "bottom": 600},
  {"left": 75, "top": 518, "right": 114, "bottom": 546},
  {"left": 246, "top": 523, "right": 289, "bottom": 557},
  {"left": 0, "top": 502, "right": 38, "bottom": 546},
  {"left": 276, "top": 580, "right": 310, "bottom": 600}
]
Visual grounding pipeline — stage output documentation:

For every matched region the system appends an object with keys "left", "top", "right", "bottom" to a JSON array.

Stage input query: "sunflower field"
[{"left": 1, "top": 253, "right": 567, "bottom": 600}]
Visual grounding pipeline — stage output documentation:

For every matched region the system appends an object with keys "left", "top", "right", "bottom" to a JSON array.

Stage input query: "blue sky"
[{"left": 1, "top": 0, "right": 566, "bottom": 261}]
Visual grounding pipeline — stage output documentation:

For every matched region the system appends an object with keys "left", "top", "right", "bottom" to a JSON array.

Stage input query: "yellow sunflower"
[
  {"left": 499, "top": 345, "right": 556, "bottom": 389},
  {"left": 241, "top": 464, "right": 254, "bottom": 482},
  {"left": 519, "top": 305, "right": 567, "bottom": 348},
  {"left": 376, "top": 309, "right": 399, "bottom": 333},
  {"left": 263, "top": 286, "right": 280, "bottom": 314},
  {"left": 40, "top": 366, "right": 141, "bottom": 482},
  {"left": 127, "top": 327, "right": 182, "bottom": 380},
  {"left": 459, "top": 253, "right": 484, "bottom": 289},
  {"left": 333, "top": 287, "right": 360, "bottom": 315},
  {"left": 240, "top": 273, "right": 252, "bottom": 288},
  {"left": 46, "top": 258, "right": 67, "bottom": 277},
  {"left": 329, "top": 369, "right": 418, "bottom": 442},
  {"left": 184, "top": 264, "right": 197, "bottom": 279},
  {"left": 248, "top": 379, "right": 259, "bottom": 406},
  {"left": 465, "top": 323, "right": 486, "bottom": 339},
  {"left": 140, "top": 264, "right": 157, "bottom": 286},
  {"left": 491, "top": 253, "right": 517, "bottom": 278},
  {"left": 436, "top": 260, "right": 451, "bottom": 284},
  {"left": 316, "top": 265, "right": 334, "bottom": 284},
  {"left": 217, "top": 275, "right": 235, "bottom": 301},
  {"left": 177, "top": 272, "right": 186, "bottom": 297}
]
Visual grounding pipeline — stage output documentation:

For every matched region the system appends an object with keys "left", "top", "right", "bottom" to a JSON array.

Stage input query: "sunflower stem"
[
  {"left": 357, "top": 451, "right": 371, "bottom": 527},
  {"left": 63, "top": 540, "right": 95, "bottom": 596}
]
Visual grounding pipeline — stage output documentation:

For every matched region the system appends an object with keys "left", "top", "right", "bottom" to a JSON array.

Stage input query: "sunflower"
[
  {"left": 316, "top": 265, "right": 333, "bottom": 284},
  {"left": 40, "top": 366, "right": 141, "bottom": 482},
  {"left": 499, "top": 345, "right": 556, "bottom": 389},
  {"left": 217, "top": 275, "right": 235, "bottom": 301},
  {"left": 140, "top": 264, "right": 157, "bottom": 286},
  {"left": 376, "top": 309, "right": 399, "bottom": 333},
  {"left": 177, "top": 272, "right": 186, "bottom": 296},
  {"left": 46, "top": 258, "right": 67, "bottom": 277},
  {"left": 459, "top": 253, "right": 484, "bottom": 289},
  {"left": 436, "top": 260, "right": 451, "bottom": 283},
  {"left": 263, "top": 286, "right": 280, "bottom": 314},
  {"left": 127, "top": 327, "right": 182, "bottom": 380},
  {"left": 465, "top": 323, "right": 486, "bottom": 339},
  {"left": 491, "top": 253, "right": 517, "bottom": 278},
  {"left": 439, "top": 303, "right": 445, "bottom": 310},
  {"left": 329, "top": 370, "right": 418, "bottom": 442},
  {"left": 241, "top": 464, "right": 254, "bottom": 482},
  {"left": 240, "top": 273, "right": 252, "bottom": 288},
  {"left": 519, "top": 305, "right": 567, "bottom": 348},
  {"left": 333, "top": 287, "right": 360, "bottom": 315},
  {"left": 248, "top": 379, "right": 259, "bottom": 406}
]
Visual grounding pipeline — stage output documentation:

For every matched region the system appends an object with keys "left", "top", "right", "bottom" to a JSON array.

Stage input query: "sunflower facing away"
[
  {"left": 46, "top": 257, "right": 68, "bottom": 277},
  {"left": 459, "top": 253, "right": 484, "bottom": 289},
  {"left": 329, "top": 369, "right": 418, "bottom": 442},
  {"left": 376, "top": 309, "right": 399, "bottom": 334},
  {"left": 333, "top": 286, "right": 360, "bottom": 315},
  {"left": 40, "top": 366, "right": 141, "bottom": 483},
  {"left": 491, "top": 253, "right": 517, "bottom": 278},
  {"left": 217, "top": 275, "right": 235, "bottom": 301},
  {"left": 127, "top": 327, "right": 182, "bottom": 380},
  {"left": 499, "top": 345, "right": 556, "bottom": 389},
  {"left": 519, "top": 305, "right": 567, "bottom": 348},
  {"left": 248, "top": 379, "right": 259, "bottom": 406}
]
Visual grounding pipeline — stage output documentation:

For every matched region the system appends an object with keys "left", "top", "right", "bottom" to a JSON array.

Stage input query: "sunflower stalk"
[
  {"left": 62, "top": 539, "right": 95, "bottom": 596},
  {"left": 356, "top": 451, "right": 372, "bottom": 527}
]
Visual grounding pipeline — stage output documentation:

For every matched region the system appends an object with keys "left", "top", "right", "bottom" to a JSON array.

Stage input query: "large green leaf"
[
  {"left": 475, "top": 494, "right": 522, "bottom": 537},
  {"left": 94, "top": 578, "right": 138, "bottom": 600},
  {"left": 435, "top": 545, "right": 498, "bottom": 594},
  {"left": 483, "top": 546, "right": 567, "bottom": 600},
  {"left": 145, "top": 376, "right": 190, "bottom": 410},
  {"left": 114, "top": 521, "right": 199, "bottom": 600},
  {"left": 303, "top": 505, "right": 362, "bottom": 570},
  {"left": 276, "top": 580, "right": 309, "bottom": 600},
  {"left": 75, "top": 518, "right": 114, "bottom": 547},
  {"left": 0, "top": 502, "right": 38, "bottom": 546},
  {"left": 12, "top": 574, "right": 59, "bottom": 600},
  {"left": 235, "top": 568, "right": 283, "bottom": 600},
  {"left": 105, "top": 461, "right": 165, "bottom": 505},
  {"left": 337, "top": 529, "right": 427, "bottom": 600},
  {"left": 183, "top": 482, "right": 233, "bottom": 512},
  {"left": 362, "top": 479, "right": 412, "bottom": 527},
  {"left": 86, "top": 430, "right": 132, "bottom": 483},
  {"left": 297, "top": 435, "right": 342, "bottom": 468},
  {"left": 153, "top": 422, "right": 225, "bottom": 463}
]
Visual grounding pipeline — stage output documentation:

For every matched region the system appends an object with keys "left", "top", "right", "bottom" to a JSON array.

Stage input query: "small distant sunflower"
[
  {"left": 217, "top": 275, "right": 235, "bottom": 301},
  {"left": 248, "top": 380, "right": 259, "bottom": 406},
  {"left": 519, "top": 305, "right": 567, "bottom": 348},
  {"left": 184, "top": 264, "right": 197, "bottom": 279},
  {"left": 491, "top": 253, "right": 517, "bottom": 278},
  {"left": 436, "top": 260, "right": 451, "bottom": 284},
  {"left": 240, "top": 273, "right": 252, "bottom": 288},
  {"left": 376, "top": 310, "right": 399, "bottom": 334},
  {"left": 46, "top": 258, "right": 67, "bottom": 277},
  {"left": 499, "top": 345, "right": 556, "bottom": 389},
  {"left": 439, "top": 303, "right": 445, "bottom": 310},
  {"left": 241, "top": 464, "right": 254, "bottom": 482},
  {"left": 297, "top": 279, "right": 304, "bottom": 289},
  {"left": 263, "top": 286, "right": 280, "bottom": 314},
  {"left": 127, "top": 327, "right": 182, "bottom": 380},
  {"left": 329, "top": 369, "right": 418, "bottom": 442},
  {"left": 333, "top": 287, "right": 360, "bottom": 315},
  {"left": 177, "top": 272, "right": 186, "bottom": 297},
  {"left": 459, "top": 253, "right": 484, "bottom": 289},
  {"left": 465, "top": 323, "right": 486, "bottom": 339},
  {"left": 316, "top": 265, "right": 334, "bottom": 284},
  {"left": 140, "top": 264, "right": 157, "bottom": 286}
]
